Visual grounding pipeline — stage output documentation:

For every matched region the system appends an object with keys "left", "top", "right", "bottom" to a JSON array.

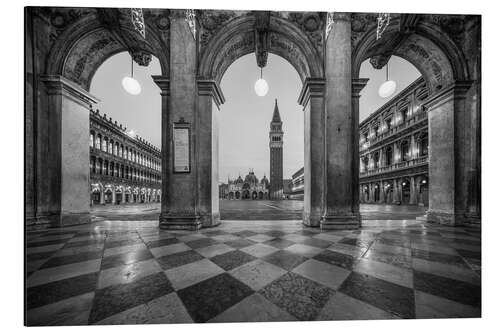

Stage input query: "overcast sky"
[{"left": 90, "top": 52, "right": 420, "bottom": 182}]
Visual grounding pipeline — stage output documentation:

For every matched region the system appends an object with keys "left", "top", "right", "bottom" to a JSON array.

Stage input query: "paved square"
[{"left": 26, "top": 219, "right": 481, "bottom": 325}]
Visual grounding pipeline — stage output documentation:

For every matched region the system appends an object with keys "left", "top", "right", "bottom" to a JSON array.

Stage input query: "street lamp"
[
  {"left": 122, "top": 56, "right": 141, "bottom": 95},
  {"left": 254, "top": 67, "right": 269, "bottom": 97},
  {"left": 378, "top": 63, "right": 396, "bottom": 98}
]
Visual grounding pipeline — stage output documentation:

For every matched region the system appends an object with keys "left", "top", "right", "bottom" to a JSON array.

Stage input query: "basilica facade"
[{"left": 220, "top": 171, "right": 270, "bottom": 200}]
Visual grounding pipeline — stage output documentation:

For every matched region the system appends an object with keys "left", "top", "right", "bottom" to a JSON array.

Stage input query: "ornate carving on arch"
[
  {"left": 35, "top": 7, "right": 96, "bottom": 42},
  {"left": 268, "top": 32, "right": 309, "bottom": 81},
  {"left": 395, "top": 34, "right": 454, "bottom": 92},
  {"left": 63, "top": 29, "right": 122, "bottom": 89},
  {"left": 198, "top": 10, "right": 239, "bottom": 50},
  {"left": 211, "top": 32, "right": 255, "bottom": 82},
  {"left": 350, "top": 13, "right": 378, "bottom": 52},
  {"left": 277, "top": 11, "right": 324, "bottom": 57},
  {"left": 198, "top": 11, "right": 323, "bottom": 84}
]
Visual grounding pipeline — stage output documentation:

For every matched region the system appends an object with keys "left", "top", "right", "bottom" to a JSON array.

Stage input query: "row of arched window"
[
  {"left": 89, "top": 155, "right": 161, "bottom": 184},
  {"left": 361, "top": 133, "right": 428, "bottom": 172},
  {"left": 89, "top": 130, "right": 161, "bottom": 171}
]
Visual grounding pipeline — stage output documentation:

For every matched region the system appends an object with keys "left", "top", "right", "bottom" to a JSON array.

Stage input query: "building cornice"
[{"left": 359, "top": 76, "right": 426, "bottom": 128}]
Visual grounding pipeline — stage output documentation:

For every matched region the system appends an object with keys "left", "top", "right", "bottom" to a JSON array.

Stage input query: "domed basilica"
[{"left": 224, "top": 170, "right": 269, "bottom": 200}]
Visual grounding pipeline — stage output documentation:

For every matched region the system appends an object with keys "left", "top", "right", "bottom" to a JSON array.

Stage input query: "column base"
[
  {"left": 159, "top": 213, "right": 202, "bottom": 230},
  {"left": 200, "top": 212, "right": 221, "bottom": 228},
  {"left": 425, "top": 210, "right": 472, "bottom": 226},
  {"left": 26, "top": 211, "right": 91, "bottom": 229},
  {"left": 320, "top": 214, "right": 361, "bottom": 230},
  {"left": 302, "top": 212, "right": 322, "bottom": 227}
]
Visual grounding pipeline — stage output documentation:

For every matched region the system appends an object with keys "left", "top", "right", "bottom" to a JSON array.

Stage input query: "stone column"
[
  {"left": 112, "top": 188, "right": 116, "bottom": 204},
  {"left": 322, "top": 13, "right": 359, "bottom": 229},
  {"left": 299, "top": 78, "right": 326, "bottom": 227},
  {"left": 393, "top": 179, "right": 399, "bottom": 203},
  {"left": 425, "top": 81, "right": 475, "bottom": 225},
  {"left": 380, "top": 181, "right": 384, "bottom": 203},
  {"left": 35, "top": 76, "right": 98, "bottom": 226},
  {"left": 197, "top": 80, "right": 225, "bottom": 227},
  {"left": 409, "top": 176, "right": 417, "bottom": 204},
  {"left": 156, "top": 9, "right": 201, "bottom": 230}
]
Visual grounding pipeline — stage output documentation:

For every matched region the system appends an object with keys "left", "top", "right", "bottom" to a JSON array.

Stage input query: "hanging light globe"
[
  {"left": 254, "top": 78, "right": 269, "bottom": 97},
  {"left": 378, "top": 80, "right": 396, "bottom": 98},
  {"left": 378, "top": 62, "right": 396, "bottom": 98},
  {"left": 122, "top": 76, "right": 141, "bottom": 95}
]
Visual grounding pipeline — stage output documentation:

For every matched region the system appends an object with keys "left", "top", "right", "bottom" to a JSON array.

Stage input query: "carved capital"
[
  {"left": 352, "top": 78, "right": 370, "bottom": 97},
  {"left": 424, "top": 80, "right": 473, "bottom": 110},
  {"left": 298, "top": 77, "right": 325, "bottom": 107},
  {"left": 152, "top": 75, "right": 170, "bottom": 95},
  {"left": 40, "top": 75, "right": 100, "bottom": 107},
  {"left": 197, "top": 79, "right": 225, "bottom": 109}
]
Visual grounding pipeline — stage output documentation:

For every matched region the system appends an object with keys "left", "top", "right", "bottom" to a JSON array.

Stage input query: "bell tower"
[{"left": 269, "top": 99, "right": 284, "bottom": 200}]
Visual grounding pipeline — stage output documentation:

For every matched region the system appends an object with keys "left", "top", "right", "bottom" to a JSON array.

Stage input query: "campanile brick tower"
[{"left": 269, "top": 99, "right": 284, "bottom": 200}]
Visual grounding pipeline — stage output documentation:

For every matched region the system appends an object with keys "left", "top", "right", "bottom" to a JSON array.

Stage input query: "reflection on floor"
[{"left": 26, "top": 219, "right": 481, "bottom": 325}]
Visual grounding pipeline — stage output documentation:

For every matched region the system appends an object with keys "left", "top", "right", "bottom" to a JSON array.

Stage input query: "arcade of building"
[
  {"left": 89, "top": 108, "right": 162, "bottom": 206},
  {"left": 25, "top": 9, "right": 481, "bottom": 229}
]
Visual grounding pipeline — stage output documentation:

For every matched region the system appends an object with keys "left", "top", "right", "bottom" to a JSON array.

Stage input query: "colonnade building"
[
  {"left": 359, "top": 77, "right": 429, "bottom": 206},
  {"left": 89, "top": 108, "right": 162, "bottom": 205},
  {"left": 291, "top": 76, "right": 430, "bottom": 206}
]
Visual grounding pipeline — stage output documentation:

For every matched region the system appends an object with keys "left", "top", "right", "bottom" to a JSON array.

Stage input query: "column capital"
[
  {"left": 39, "top": 75, "right": 99, "bottom": 107},
  {"left": 424, "top": 80, "right": 474, "bottom": 110},
  {"left": 352, "top": 78, "right": 369, "bottom": 97},
  {"left": 152, "top": 75, "right": 170, "bottom": 95},
  {"left": 298, "top": 77, "right": 325, "bottom": 107},
  {"left": 197, "top": 79, "right": 225, "bottom": 109}
]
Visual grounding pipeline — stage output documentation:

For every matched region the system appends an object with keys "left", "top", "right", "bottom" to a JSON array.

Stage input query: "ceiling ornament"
[
  {"left": 185, "top": 9, "right": 196, "bottom": 39},
  {"left": 325, "top": 12, "right": 335, "bottom": 39},
  {"left": 376, "top": 13, "right": 390, "bottom": 40},
  {"left": 130, "top": 8, "right": 146, "bottom": 39}
]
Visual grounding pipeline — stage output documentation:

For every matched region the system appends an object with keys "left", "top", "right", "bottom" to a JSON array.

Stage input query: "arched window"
[
  {"left": 114, "top": 142, "right": 119, "bottom": 156},
  {"left": 108, "top": 140, "right": 113, "bottom": 154},
  {"left": 103, "top": 137, "right": 108, "bottom": 152},
  {"left": 385, "top": 117, "right": 392, "bottom": 131},
  {"left": 401, "top": 140, "right": 410, "bottom": 161},
  {"left": 89, "top": 132, "right": 95, "bottom": 148},
  {"left": 96, "top": 135, "right": 101, "bottom": 150},
  {"left": 373, "top": 152, "right": 379, "bottom": 169},
  {"left": 418, "top": 133, "right": 429, "bottom": 157},
  {"left": 386, "top": 146, "right": 393, "bottom": 165}
]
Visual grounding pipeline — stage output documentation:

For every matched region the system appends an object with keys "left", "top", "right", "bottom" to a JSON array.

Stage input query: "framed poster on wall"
[{"left": 173, "top": 121, "right": 190, "bottom": 173}]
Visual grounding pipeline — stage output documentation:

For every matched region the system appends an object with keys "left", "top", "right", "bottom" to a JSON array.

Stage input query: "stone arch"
[
  {"left": 352, "top": 17, "right": 469, "bottom": 94},
  {"left": 198, "top": 14, "right": 323, "bottom": 84},
  {"left": 46, "top": 13, "right": 169, "bottom": 91}
]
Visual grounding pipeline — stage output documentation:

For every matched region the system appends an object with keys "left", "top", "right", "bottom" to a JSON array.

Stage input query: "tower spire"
[{"left": 272, "top": 98, "right": 281, "bottom": 122}]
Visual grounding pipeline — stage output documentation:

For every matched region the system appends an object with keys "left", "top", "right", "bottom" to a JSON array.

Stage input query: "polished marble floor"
[{"left": 25, "top": 219, "right": 481, "bottom": 325}]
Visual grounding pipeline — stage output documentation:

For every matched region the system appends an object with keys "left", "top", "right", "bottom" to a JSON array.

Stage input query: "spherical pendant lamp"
[
  {"left": 378, "top": 63, "right": 396, "bottom": 98},
  {"left": 254, "top": 67, "right": 269, "bottom": 97},
  {"left": 122, "top": 57, "right": 142, "bottom": 95}
]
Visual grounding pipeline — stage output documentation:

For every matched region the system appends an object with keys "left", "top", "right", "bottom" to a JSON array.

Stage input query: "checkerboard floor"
[{"left": 25, "top": 219, "right": 481, "bottom": 325}]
